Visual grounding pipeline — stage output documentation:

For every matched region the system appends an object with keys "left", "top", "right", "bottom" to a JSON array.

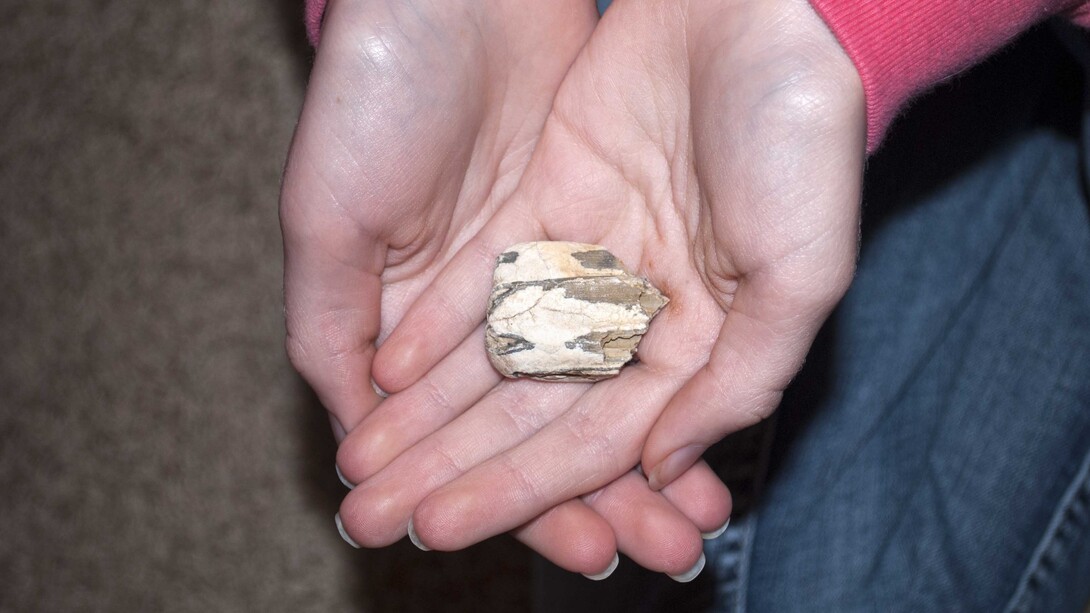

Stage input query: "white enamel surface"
[
  {"left": 486, "top": 241, "right": 666, "bottom": 381},
  {"left": 493, "top": 241, "right": 625, "bottom": 285},
  {"left": 488, "top": 284, "right": 651, "bottom": 376}
]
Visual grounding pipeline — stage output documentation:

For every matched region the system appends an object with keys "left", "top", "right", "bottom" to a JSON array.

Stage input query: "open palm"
[{"left": 337, "top": 0, "right": 865, "bottom": 569}]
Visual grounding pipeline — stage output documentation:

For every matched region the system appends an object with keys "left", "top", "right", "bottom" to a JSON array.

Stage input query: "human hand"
[
  {"left": 281, "top": 0, "right": 595, "bottom": 439},
  {"left": 348, "top": 0, "right": 864, "bottom": 558},
  {"left": 282, "top": 0, "right": 732, "bottom": 578}
]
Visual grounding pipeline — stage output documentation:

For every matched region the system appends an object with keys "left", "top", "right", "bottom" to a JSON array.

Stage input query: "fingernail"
[
  {"left": 335, "top": 464, "right": 355, "bottom": 490},
  {"left": 335, "top": 513, "right": 360, "bottom": 549},
  {"left": 668, "top": 552, "right": 705, "bottom": 583},
  {"left": 582, "top": 553, "right": 619, "bottom": 581},
  {"left": 702, "top": 517, "right": 730, "bottom": 540},
  {"left": 371, "top": 378, "right": 389, "bottom": 399},
  {"left": 329, "top": 413, "right": 348, "bottom": 443},
  {"left": 647, "top": 444, "right": 706, "bottom": 491},
  {"left": 407, "top": 517, "right": 431, "bottom": 551}
]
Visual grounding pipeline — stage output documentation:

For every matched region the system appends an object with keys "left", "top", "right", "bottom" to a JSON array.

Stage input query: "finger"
[
  {"left": 512, "top": 500, "right": 619, "bottom": 579},
  {"left": 512, "top": 465, "right": 727, "bottom": 580},
  {"left": 516, "top": 466, "right": 727, "bottom": 579},
  {"left": 585, "top": 470, "right": 704, "bottom": 579},
  {"left": 336, "top": 323, "right": 502, "bottom": 483},
  {"left": 337, "top": 379, "right": 587, "bottom": 547},
  {"left": 409, "top": 366, "right": 681, "bottom": 551},
  {"left": 658, "top": 460, "right": 732, "bottom": 538}
]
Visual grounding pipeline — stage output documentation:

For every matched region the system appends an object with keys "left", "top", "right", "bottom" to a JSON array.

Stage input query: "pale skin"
[{"left": 281, "top": 0, "right": 865, "bottom": 580}]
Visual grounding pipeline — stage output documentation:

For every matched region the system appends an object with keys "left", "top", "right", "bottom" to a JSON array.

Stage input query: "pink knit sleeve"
[
  {"left": 305, "top": 0, "right": 327, "bottom": 47},
  {"left": 807, "top": 0, "right": 1090, "bottom": 152}
]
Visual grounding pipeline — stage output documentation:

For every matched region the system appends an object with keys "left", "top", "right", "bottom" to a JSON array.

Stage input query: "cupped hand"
[
  {"left": 346, "top": 0, "right": 864, "bottom": 560},
  {"left": 282, "top": 0, "right": 732, "bottom": 578},
  {"left": 281, "top": 0, "right": 595, "bottom": 437}
]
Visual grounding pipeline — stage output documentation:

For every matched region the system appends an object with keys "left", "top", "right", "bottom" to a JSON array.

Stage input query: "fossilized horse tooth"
[{"left": 485, "top": 241, "right": 668, "bottom": 381}]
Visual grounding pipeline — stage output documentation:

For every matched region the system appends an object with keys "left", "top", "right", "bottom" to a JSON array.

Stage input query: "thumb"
[
  {"left": 643, "top": 13, "right": 867, "bottom": 488},
  {"left": 280, "top": 117, "right": 389, "bottom": 437},
  {"left": 641, "top": 262, "right": 852, "bottom": 490}
]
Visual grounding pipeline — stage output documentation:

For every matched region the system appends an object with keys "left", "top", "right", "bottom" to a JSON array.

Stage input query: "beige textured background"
[{"left": 0, "top": 1, "right": 527, "bottom": 610}]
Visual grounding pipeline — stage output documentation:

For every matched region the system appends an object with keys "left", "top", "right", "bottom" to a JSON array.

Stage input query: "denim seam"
[{"left": 1002, "top": 444, "right": 1090, "bottom": 613}]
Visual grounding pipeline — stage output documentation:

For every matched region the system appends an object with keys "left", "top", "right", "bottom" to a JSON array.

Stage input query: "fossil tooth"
[{"left": 485, "top": 241, "right": 668, "bottom": 381}]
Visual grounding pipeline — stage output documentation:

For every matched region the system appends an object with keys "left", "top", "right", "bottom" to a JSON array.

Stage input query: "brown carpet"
[{"left": 0, "top": 1, "right": 528, "bottom": 610}]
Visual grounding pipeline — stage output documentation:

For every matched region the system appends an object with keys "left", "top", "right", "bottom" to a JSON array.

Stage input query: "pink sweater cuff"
[
  {"left": 808, "top": 0, "right": 1089, "bottom": 152},
  {"left": 306, "top": 0, "right": 327, "bottom": 47}
]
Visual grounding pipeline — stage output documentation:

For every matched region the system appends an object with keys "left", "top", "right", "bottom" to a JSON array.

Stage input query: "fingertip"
[
  {"left": 411, "top": 489, "right": 477, "bottom": 552},
  {"left": 556, "top": 529, "right": 618, "bottom": 578},
  {"left": 336, "top": 421, "right": 401, "bottom": 483},
  {"left": 335, "top": 463, "right": 355, "bottom": 490},
  {"left": 637, "top": 508, "right": 705, "bottom": 576},
  {"left": 339, "top": 482, "right": 411, "bottom": 548},
  {"left": 659, "top": 461, "right": 733, "bottom": 535},
  {"left": 585, "top": 471, "right": 705, "bottom": 576},
  {"left": 513, "top": 501, "right": 618, "bottom": 576},
  {"left": 370, "top": 377, "right": 389, "bottom": 398},
  {"left": 553, "top": 510, "right": 617, "bottom": 575},
  {"left": 702, "top": 517, "right": 730, "bottom": 540},
  {"left": 583, "top": 553, "right": 620, "bottom": 581},
  {"left": 667, "top": 552, "right": 706, "bottom": 583},
  {"left": 407, "top": 517, "right": 431, "bottom": 551},
  {"left": 372, "top": 333, "right": 428, "bottom": 393},
  {"left": 335, "top": 500, "right": 376, "bottom": 548},
  {"left": 640, "top": 422, "right": 678, "bottom": 489},
  {"left": 646, "top": 444, "right": 706, "bottom": 492},
  {"left": 334, "top": 512, "right": 361, "bottom": 549}
]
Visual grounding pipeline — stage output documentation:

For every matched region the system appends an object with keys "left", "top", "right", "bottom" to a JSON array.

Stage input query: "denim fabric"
[{"left": 534, "top": 22, "right": 1090, "bottom": 613}]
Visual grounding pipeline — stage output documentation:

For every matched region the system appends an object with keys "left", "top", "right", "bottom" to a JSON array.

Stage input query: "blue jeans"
[{"left": 535, "top": 21, "right": 1090, "bottom": 613}]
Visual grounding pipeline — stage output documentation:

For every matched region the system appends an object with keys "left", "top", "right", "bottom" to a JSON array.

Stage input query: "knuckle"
[
  {"left": 419, "top": 376, "right": 455, "bottom": 416},
  {"left": 498, "top": 453, "right": 545, "bottom": 503},
  {"left": 424, "top": 440, "right": 465, "bottom": 478},
  {"left": 559, "top": 410, "right": 628, "bottom": 476},
  {"left": 497, "top": 382, "right": 553, "bottom": 432}
]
